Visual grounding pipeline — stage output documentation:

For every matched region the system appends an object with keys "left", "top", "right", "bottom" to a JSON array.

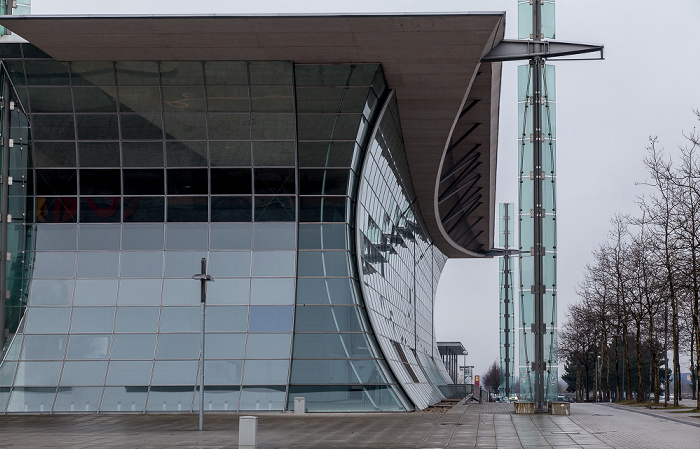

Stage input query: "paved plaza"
[{"left": 0, "top": 402, "right": 698, "bottom": 448}]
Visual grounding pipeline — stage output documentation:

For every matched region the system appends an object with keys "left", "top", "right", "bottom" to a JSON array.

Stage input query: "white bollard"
[
  {"left": 294, "top": 396, "right": 306, "bottom": 414},
  {"left": 239, "top": 416, "right": 258, "bottom": 449}
]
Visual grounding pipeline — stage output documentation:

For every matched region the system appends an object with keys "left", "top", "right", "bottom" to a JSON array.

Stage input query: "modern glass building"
[{"left": 0, "top": 13, "right": 504, "bottom": 413}]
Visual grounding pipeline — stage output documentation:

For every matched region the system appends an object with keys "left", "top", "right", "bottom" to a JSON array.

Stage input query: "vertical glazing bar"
[{"left": 0, "top": 74, "right": 9, "bottom": 353}]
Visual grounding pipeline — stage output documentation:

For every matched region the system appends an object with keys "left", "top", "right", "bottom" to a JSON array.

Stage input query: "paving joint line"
[{"left": 602, "top": 403, "right": 700, "bottom": 429}]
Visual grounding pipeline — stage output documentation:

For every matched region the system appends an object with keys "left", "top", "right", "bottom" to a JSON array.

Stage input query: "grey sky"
[{"left": 29, "top": 0, "right": 700, "bottom": 379}]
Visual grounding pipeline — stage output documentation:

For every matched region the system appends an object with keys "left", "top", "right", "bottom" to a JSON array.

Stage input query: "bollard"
[
  {"left": 294, "top": 396, "right": 306, "bottom": 414},
  {"left": 239, "top": 416, "right": 258, "bottom": 449}
]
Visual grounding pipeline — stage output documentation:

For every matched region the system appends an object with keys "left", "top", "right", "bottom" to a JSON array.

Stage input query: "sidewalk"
[{"left": 0, "top": 402, "right": 697, "bottom": 448}]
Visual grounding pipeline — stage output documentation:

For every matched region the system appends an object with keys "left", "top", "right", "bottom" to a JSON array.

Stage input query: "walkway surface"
[{"left": 0, "top": 402, "right": 698, "bottom": 448}]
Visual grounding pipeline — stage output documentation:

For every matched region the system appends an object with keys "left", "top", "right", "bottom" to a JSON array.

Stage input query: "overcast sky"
[{"left": 29, "top": 1, "right": 700, "bottom": 379}]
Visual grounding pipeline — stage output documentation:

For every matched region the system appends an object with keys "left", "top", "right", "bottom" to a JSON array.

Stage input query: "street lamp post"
[
  {"left": 193, "top": 258, "right": 213, "bottom": 431},
  {"left": 595, "top": 355, "right": 601, "bottom": 403}
]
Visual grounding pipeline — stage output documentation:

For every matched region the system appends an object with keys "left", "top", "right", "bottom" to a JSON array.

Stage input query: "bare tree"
[{"left": 482, "top": 361, "right": 502, "bottom": 395}]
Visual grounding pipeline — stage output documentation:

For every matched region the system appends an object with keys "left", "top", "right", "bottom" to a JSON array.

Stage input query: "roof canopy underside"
[{"left": 0, "top": 13, "right": 504, "bottom": 258}]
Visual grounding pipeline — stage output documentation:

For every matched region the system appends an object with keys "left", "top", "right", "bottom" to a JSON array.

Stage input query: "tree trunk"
[
  {"left": 636, "top": 323, "right": 644, "bottom": 401},
  {"left": 624, "top": 328, "right": 632, "bottom": 400},
  {"left": 691, "top": 331, "right": 697, "bottom": 401}
]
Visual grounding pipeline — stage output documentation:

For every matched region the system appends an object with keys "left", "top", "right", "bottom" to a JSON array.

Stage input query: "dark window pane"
[
  {"left": 115, "top": 61, "right": 159, "bottom": 85},
  {"left": 118, "top": 86, "right": 161, "bottom": 113},
  {"left": 36, "top": 169, "right": 77, "bottom": 195},
  {"left": 210, "top": 141, "right": 251, "bottom": 166},
  {"left": 254, "top": 196, "right": 295, "bottom": 222},
  {"left": 73, "top": 87, "right": 118, "bottom": 113},
  {"left": 166, "top": 141, "right": 207, "bottom": 167},
  {"left": 249, "top": 61, "right": 292, "bottom": 85},
  {"left": 124, "top": 197, "right": 165, "bottom": 222},
  {"left": 123, "top": 169, "right": 164, "bottom": 195},
  {"left": 28, "top": 87, "right": 73, "bottom": 113},
  {"left": 248, "top": 305, "right": 293, "bottom": 332},
  {"left": 0, "top": 43, "right": 22, "bottom": 59},
  {"left": 295, "top": 64, "right": 353, "bottom": 87},
  {"left": 298, "top": 114, "right": 363, "bottom": 141},
  {"left": 121, "top": 113, "right": 163, "bottom": 140},
  {"left": 36, "top": 197, "right": 78, "bottom": 223},
  {"left": 299, "top": 197, "right": 347, "bottom": 222},
  {"left": 296, "top": 278, "right": 357, "bottom": 305},
  {"left": 80, "top": 197, "right": 121, "bottom": 223},
  {"left": 79, "top": 169, "right": 121, "bottom": 195},
  {"left": 123, "top": 142, "right": 164, "bottom": 167},
  {"left": 208, "top": 113, "right": 250, "bottom": 140},
  {"left": 206, "top": 85, "right": 249, "bottom": 112},
  {"left": 293, "top": 305, "right": 364, "bottom": 332},
  {"left": 298, "top": 224, "right": 348, "bottom": 249},
  {"left": 297, "top": 87, "right": 368, "bottom": 113},
  {"left": 211, "top": 196, "right": 252, "bottom": 222},
  {"left": 254, "top": 168, "right": 295, "bottom": 195},
  {"left": 79, "top": 142, "right": 120, "bottom": 167},
  {"left": 70, "top": 62, "right": 115, "bottom": 86},
  {"left": 31, "top": 114, "right": 75, "bottom": 140},
  {"left": 251, "top": 113, "right": 294, "bottom": 140},
  {"left": 204, "top": 61, "right": 248, "bottom": 85},
  {"left": 252, "top": 141, "right": 294, "bottom": 167},
  {"left": 160, "top": 61, "right": 204, "bottom": 85},
  {"left": 298, "top": 141, "right": 355, "bottom": 168},
  {"left": 4, "top": 60, "right": 26, "bottom": 86},
  {"left": 76, "top": 114, "right": 119, "bottom": 140},
  {"left": 167, "top": 168, "right": 208, "bottom": 195},
  {"left": 24, "top": 60, "right": 70, "bottom": 85},
  {"left": 297, "top": 251, "right": 352, "bottom": 277},
  {"left": 299, "top": 169, "right": 349, "bottom": 195},
  {"left": 33, "top": 142, "right": 76, "bottom": 167},
  {"left": 250, "top": 86, "right": 294, "bottom": 112},
  {"left": 162, "top": 86, "right": 205, "bottom": 112},
  {"left": 163, "top": 113, "right": 206, "bottom": 140},
  {"left": 167, "top": 196, "right": 208, "bottom": 222},
  {"left": 211, "top": 168, "right": 251, "bottom": 194}
]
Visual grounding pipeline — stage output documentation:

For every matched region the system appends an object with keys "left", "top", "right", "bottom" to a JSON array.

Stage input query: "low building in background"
[{"left": 0, "top": 13, "right": 504, "bottom": 413}]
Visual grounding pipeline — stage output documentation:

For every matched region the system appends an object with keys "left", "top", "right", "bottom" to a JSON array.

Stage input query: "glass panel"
[
  {"left": 254, "top": 168, "right": 295, "bottom": 195},
  {"left": 167, "top": 197, "right": 208, "bottom": 222},
  {"left": 20, "top": 335, "right": 67, "bottom": 360},
  {"left": 32, "top": 252, "right": 76, "bottom": 278},
  {"left": 118, "top": 86, "right": 162, "bottom": 113},
  {"left": 163, "top": 113, "right": 206, "bottom": 140},
  {"left": 114, "top": 307, "right": 160, "bottom": 333},
  {"left": 100, "top": 387, "right": 147, "bottom": 412},
  {"left": 31, "top": 115, "right": 75, "bottom": 140},
  {"left": 65, "top": 334, "right": 111, "bottom": 360},
  {"left": 204, "top": 61, "right": 248, "bottom": 85},
  {"left": 245, "top": 334, "right": 291, "bottom": 359},
  {"left": 290, "top": 360, "right": 385, "bottom": 384},
  {"left": 71, "top": 61, "right": 115, "bottom": 86},
  {"left": 292, "top": 333, "right": 373, "bottom": 359},
  {"left": 298, "top": 224, "right": 348, "bottom": 249},
  {"left": 298, "top": 197, "right": 347, "bottom": 222},
  {"left": 120, "top": 252, "right": 164, "bottom": 278},
  {"left": 122, "top": 223, "right": 164, "bottom": 250},
  {"left": 76, "top": 114, "right": 119, "bottom": 140},
  {"left": 35, "top": 169, "right": 77, "bottom": 195},
  {"left": 299, "top": 169, "right": 350, "bottom": 195},
  {"left": 158, "top": 307, "right": 199, "bottom": 332},
  {"left": 208, "top": 251, "right": 251, "bottom": 277},
  {"left": 28, "top": 279, "right": 74, "bottom": 306},
  {"left": 123, "top": 169, "right": 165, "bottom": 195},
  {"left": 166, "top": 168, "right": 208, "bottom": 195},
  {"left": 249, "top": 61, "right": 292, "bottom": 85},
  {"left": 110, "top": 334, "right": 157, "bottom": 359},
  {"left": 74, "top": 87, "right": 118, "bottom": 113},
  {"left": 74, "top": 279, "right": 118, "bottom": 305},
  {"left": 79, "top": 142, "right": 120, "bottom": 167},
  {"left": 211, "top": 168, "right": 251, "bottom": 194},
  {"left": 250, "top": 278, "right": 294, "bottom": 305},
  {"left": 28, "top": 87, "right": 73, "bottom": 113},
  {"left": 165, "top": 223, "right": 208, "bottom": 250},
  {"left": 239, "top": 386, "right": 285, "bottom": 411},
  {"left": 166, "top": 141, "right": 208, "bottom": 167},
  {"left": 151, "top": 361, "right": 198, "bottom": 385},
  {"left": 77, "top": 224, "right": 121, "bottom": 250},
  {"left": 297, "top": 114, "right": 362, "bottom": 141},
  {"left": 242, "top": 360, "right": 289, "bottom": 385},
  {"left": 156, "top": 333, "right": 199, "bottom": 359},
  {"left": 253, "top": 222, "right": 296, "bottom": 250},
  {"left": 106, "top": 361, "right": 153, "bottom": 385},
  {"left": 123, "top": 142, "right": 164, "bottom": 167},
  {"left": 296, "top": 278, "right": 357, "bottom": 305},
  {"left": 13, "top": 361, "right": 62, "bottom": 386},
  {"left": 252, "top": 141, "right": 295, "bottom": 166},
  {"left": 116, "top": 61, "right": 160, "bottom": 85},
  {"left": 35, "top": 224, "right": 77, "bottom": 251},
  {"left": 248, "top": 306, "right": 293, "bottom": 332},
  {"left": 59, "top": 361, "right": 108, "bottom": 385},
  {"left": 123, "top": 197, "right": 165, "bottom": 222},
  {"left": 203, "top": 333, "right": 246, "bottom": 359},
  {"left": 78, "top": 196, "right": 122, "bottom": 223},
  {"left": 205, "top": 306, "right": 249, "bottom": 332},
  {"left": 206, "top": 85, "right": 249, "bottom": 112},
  {"left": 79, "top": 169, "right": 120, "bottom": 195},
  {"left": 211, "top": 197, "right": 253, "bottom": 222},
  {"left": 35, "top": 197, "right": 78, "bottom": 223},
  {"left": 161, "top": 61, "right": 204, "bottom": 85},
  {"left": 294, "top": 305, "right": 364, "bottom": 332},
  {"left": 288, "top": 385, "right": 404, "bottom": 412},
  {"left": 162, "top": 86, "right": 205, "bottom": 112},
  {"left": 297, "top": 251, "right": 351, "bottom": 277},
  {"left": 32, "top": 142, "right": 76, "bottom": 168},
  {"left": 162, "top": 279, "right": 201, "bottom": 305},
  {"left": 207, "top": 113, "right": 250, "bottom": 140},
  {"left": 164, "top": 251, "right": 208, "bottom": 278},
  {"left": 298, "top": 141, "right": 355, "bottom": 168},
  {"left": 251, "top": 251, "right": 295, "bottom": 276},
  {"left": 207, "top": 278, "right": 250, "bottom": 305},
  {"left": 77, "top": 252, "right": 120, "bottom": 278},
  {"left": 251, "top": 113, "right": 295, "bottom": 140},
  {"left": 121, "top": 113, "right": 163, "bottom": 140},
  {"left": 70, "top": 307, "right": 116, "bottom": 333},
  {"left": 254, "top": 196, "right": 295, "bottom": 222},
  {"left": 25, "top": 60, "right": 70, "bottom": 85},
  {"left": 210, "top": 222, "right": 252, "bottom": 250},
  {"left": 24, "top": 307, "right": 71, "bottom": 333},
  {"left": 209, "top": 141, "right": 251, "bottom": 166},
  {"left": 203, "top": 363, "right": 243, "bottom": 388},
  {"left": 146, "top": 386, "right": 195, "bottom": 412},
  {"left": 117, "top": 279, "right": 163, "bottom": 305}
]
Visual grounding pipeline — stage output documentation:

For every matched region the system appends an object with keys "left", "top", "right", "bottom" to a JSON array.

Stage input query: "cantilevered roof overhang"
[{"left": 0, "top": 13, "right": 505, "bottom": 258}]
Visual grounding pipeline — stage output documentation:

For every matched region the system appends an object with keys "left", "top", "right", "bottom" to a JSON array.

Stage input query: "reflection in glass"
[{"left": 248, "top": 306, "right": 293, "bottom": 332}]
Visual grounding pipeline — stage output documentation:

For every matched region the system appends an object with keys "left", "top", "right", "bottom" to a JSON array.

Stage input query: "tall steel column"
[{"left": 0, "top": 74, "right": 9, "bottom": 352}]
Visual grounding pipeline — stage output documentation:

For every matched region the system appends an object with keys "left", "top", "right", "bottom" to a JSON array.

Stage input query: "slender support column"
[
  {"left": 193, "top": 258, "right": 213, "bottom": 431},
  {"left": 0, "top": 75, "right": 10, "bottom": 352}
]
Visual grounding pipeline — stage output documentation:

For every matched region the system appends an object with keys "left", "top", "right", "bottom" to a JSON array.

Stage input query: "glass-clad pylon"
[
  {"left": 517, "top": 61, "right": 558, "bottom": 403},
  {"left": 498, "top": 203, "right": 514, "bottom": 399}
]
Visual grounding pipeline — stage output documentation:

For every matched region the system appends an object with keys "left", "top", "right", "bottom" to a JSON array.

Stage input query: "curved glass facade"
[{"left": 0, "top": 43, "right": 450, "bottom": 413}]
